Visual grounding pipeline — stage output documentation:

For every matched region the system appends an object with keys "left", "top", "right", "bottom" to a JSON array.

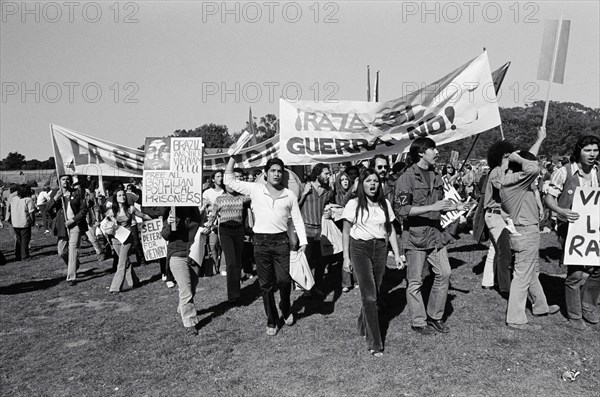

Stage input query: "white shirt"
[
  {"left": 224, "top": 171, "right": 307, "bottom": 246},
  {"left": 342, "top": 198, "right": 395, "bottom": 241},
  {"left": 203, "top": 188, "right": 224, "bottom": 206},
  {"left": 37, "top": 191, "right": 51, "bottom": 206}
]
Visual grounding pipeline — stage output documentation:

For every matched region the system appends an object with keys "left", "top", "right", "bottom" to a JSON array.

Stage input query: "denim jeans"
[
  {"left": 109, "top": 235, "right": 139, "bottom": 292},
  {"left": 483, "top": 212, "right": 512, "bottom": 292},
  {"left": 557, "top": 221, "right": 600, "bottom": 320},
  {"left": 13, "top": 226, "right": 31, "bottom": 260},
  {"left": 169, "top": 255, "right": 200, "bottom": 327},
  {"left": 57, "top": 225, "right": 81, "bottom": 281},
  {"left": 506, "top": 225, "right": 549, "bottom": 324},
  {"left": 254, "top": 232, "right": 292, "bottom": 327},
  {"left": 350, "top": 238, "right": 387, "bottom": 352},
  {"left": 219, "top": 225, "right": 245, "bottom": 301},
  {"left": 405, "top": 246, "right": 451, "bottom": 327}
]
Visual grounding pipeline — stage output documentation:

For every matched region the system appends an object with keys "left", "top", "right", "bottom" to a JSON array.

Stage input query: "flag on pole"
[
  {"left": 537, "top": 19, "right": 570, "bottom": 84},
  {"left": 492, "top": 61, "right": 510, "bottom": 92},
  {"left": 248, "top": 107, "right": 258, "bottom": 147}
]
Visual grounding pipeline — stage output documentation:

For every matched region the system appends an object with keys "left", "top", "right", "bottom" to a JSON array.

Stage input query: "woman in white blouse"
[{"left": 342, "top": 168, "right": 404, "bottom": 357}]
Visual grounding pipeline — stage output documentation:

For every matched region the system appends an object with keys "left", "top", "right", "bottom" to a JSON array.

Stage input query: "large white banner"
[
  {"left": 279, "top": 51, "right": 501, "bottom": 165},
  {"left": 563, "top": 187, "right": 600, "bottom": 266}
]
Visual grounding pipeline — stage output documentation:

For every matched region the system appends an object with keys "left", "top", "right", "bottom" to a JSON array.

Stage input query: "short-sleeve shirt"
[
  {"left": 8, "top": 196, "right": 35, "bottom": 228},
  {"left": 342, "top": 198, "right": 395, "bottom": 241}
]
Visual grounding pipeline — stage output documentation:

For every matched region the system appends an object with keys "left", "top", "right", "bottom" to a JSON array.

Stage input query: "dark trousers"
[
  {"left": 351, "top": 238, "right": 387, "bottom": 352},
  {"left": 219, "top": 225, "right": 245, "bottom": 301},
  {"left": 13, "top": 226, "right": 32, "bottom": 260},
  {"left": 494, "top": 228, "right": 513, "bottom": 293},
  {"left": 38, "top": 204, "right": 51, "bottom": 230},
  {"left": 159, "top": 257, "right": 174, "bottom": 282},
  {"left": 305, "top": 234, "right": 333, "bottom": 291},
  {"left": 254, "top": 232, "right": 292, "bottom": 327}
]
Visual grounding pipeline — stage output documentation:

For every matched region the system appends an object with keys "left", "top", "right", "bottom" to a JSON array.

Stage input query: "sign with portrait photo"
[{"left": 142, "top": 137, "right": 204, "bottom": 206}]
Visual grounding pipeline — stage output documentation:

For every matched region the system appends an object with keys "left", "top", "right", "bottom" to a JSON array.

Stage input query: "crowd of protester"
[{"left": 1, "top": 130, "right": 599, "bottom": 354}]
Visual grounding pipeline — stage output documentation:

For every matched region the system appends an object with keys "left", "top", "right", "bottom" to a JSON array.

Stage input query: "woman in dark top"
[{"left": 161, "top": 206, "right": 204, "bottom": 335}]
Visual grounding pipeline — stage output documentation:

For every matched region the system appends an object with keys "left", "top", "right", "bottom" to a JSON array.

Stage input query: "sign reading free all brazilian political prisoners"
[
  {"left": 563, "top": 187, "right": 600, "bottom": 266},
  {"left": 142, "top": 137, "right": 204, "bottom": 206}
]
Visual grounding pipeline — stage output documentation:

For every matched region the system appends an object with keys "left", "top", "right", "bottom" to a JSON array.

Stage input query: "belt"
[{"left": 486, "top": 208, "right": 502, "bottom": 215}]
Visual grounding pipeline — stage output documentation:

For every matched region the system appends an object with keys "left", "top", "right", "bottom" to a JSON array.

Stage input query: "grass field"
[{"left": 1, "top": 225, "right": 599, "bottom": 396}]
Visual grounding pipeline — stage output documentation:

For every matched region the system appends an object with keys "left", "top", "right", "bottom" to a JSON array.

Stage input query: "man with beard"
[
  {"left": 544, "top": 135, "right": 600, "bottom": 330},
  {"left": 299, "top": 163, "right": 335, "bottom": 297}
]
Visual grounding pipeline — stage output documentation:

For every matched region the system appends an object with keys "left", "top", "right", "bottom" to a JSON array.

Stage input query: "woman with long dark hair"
[
  {"left": 106, "top": 188, "right": 152, "bottom": 293},
  {"left": 334, "top": 172, "right": 354, "bottom": 292},
  {"left": 341, "top": 168, "right": 404, "bottom": 357}
]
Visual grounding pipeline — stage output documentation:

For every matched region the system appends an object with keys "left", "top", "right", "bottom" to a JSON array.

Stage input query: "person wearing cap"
[{"left": 47, "top": 174, "right": 89, "bottom": 285}]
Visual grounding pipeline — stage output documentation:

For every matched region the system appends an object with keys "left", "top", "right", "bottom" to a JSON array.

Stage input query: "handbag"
[
  {"left": 289, "top": 251, "right": 314, "bottom": 290},
  {"left": 100, "top": 217, "right": 118, "bottom": 236}
]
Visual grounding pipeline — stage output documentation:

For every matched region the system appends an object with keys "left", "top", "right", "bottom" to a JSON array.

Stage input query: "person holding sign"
[
  {"left": 106, "top": 188, "right": 153, "bottom": 293},
  {"left": 342, "top": 168, "right": 404, "bottom": 357},
  {"left": 544, "top": 135, "right": 600, "bottom": 330},
  {"left": 161, "top": 206, "right": 204, "bottom": 336},
  {"left": 394, "top": 138, "right": 467, "bottom": 335},
  {"left": 500, "top": 127, "right": 560, "bottom": 330},
  {"left": 224, "top": 156, "right": 307, "bottom": 336}
]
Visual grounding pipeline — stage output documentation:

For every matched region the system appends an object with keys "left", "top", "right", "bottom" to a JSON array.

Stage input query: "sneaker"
[
  {"left": 161, "top": 274, "right": 167, "bottom": 282},
  {"left": 506, "top": 323, "right": 541, "bottom": 331},
  {"left": 266, "top": 326, "right": 277, "bottom": 336},
  {"left": 220, "top": 270, "right": 227, "bottom": 276},
  {"left": 369, "top": 349, "right": 384, "bottom": 357},
  {"left": 342, "top": 287, "right": 351, "bottom": 293},
  {"left": 582, "top": 309, "right": 600, "bottom": 324},
  {"left": 569, "top": 318, "right": 587, "bottom": 331},
  {"left": 284, "top": 313, "right": 294, "bottom": 326},
  {"left": 533, "top": 304, "right": 560, "bottom": 317},
  {"left": 166, "top": 281, "right": 176, "bottom": 288},
  {"left": 43, "top": 230, "right": 50, "bottom": 235},
  {"left": 411, "top": 325, "right": 436, "bottom": 335}
]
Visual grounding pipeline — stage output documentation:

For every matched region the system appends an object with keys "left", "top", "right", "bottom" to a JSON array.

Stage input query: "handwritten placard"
[
  {"left": 563, "top": 187, "right": 600, "bottom": 266},
  {"left": 440, "top": 177, "right": 467, "bottom": 228},
  {"left": 142, "top": 137, "right": 204, "bottom": 206},
  {"left": 141, "top": 218, "right": 167, "bottom": 261}
]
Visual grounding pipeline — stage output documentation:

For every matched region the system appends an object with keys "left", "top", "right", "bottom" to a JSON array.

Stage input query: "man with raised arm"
[
  {"left": 224, "top": 156, "right": 307, "bottom": 336},
  {"left": 500, "top": 127, "right": 560, "bottom": 330}
]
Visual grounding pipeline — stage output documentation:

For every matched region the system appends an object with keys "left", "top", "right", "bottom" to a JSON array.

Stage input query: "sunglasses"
[{"left": 376, "top": 165, "right": 389, "bottom": 170}]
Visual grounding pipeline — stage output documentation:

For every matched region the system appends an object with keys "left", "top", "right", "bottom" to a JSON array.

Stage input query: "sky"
[{"left": 1, "top": 1, "right": 599, "bottom": 160}]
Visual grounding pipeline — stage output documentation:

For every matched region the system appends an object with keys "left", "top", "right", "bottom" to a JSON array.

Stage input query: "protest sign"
[
  {"left": 279, "top": 52, "right": 501, "bottom": 165},
  {"left": 440, "top": 177, "right": 467, "bottom": 228},
  {"left": 141, "top": 218, "right": 167, "bottom": 261},
  {"left": 142, "top": 137, "right": 204, "bottom": 206},
  {"left": 563, "top": 187, "right": 600, "bottom": 266}
]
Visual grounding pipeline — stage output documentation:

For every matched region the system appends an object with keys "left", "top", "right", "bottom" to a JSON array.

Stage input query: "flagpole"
[
  {"left": 366, "top": 65, "right": 371, "bottom": 101},
  {"left": 542, "top": 14, "right": 563, "bottom": 129}
]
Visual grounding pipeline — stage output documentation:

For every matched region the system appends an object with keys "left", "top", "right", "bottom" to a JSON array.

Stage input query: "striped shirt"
[
  {"left": 207, "top": 194, "right": 250, "bottom": 228},
  {"left": 300, "top": 183, "right": 335, "bottom": 228},
  {"left": 546, "top": 163, "right": 599, "bottom": 197}
]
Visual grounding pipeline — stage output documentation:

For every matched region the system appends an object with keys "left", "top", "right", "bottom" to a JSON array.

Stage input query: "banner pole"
[
  {"left": 170, "top": 206, "right": 176, "bottom": 231},
  {"left": 542, "top": 15, "right": 563, "bottom": 129}
]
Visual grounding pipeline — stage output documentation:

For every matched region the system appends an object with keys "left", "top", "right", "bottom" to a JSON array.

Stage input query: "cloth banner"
[
  {"left": 279, "top": 51, "right": 501, "bottom": 165},
  {"left": 50, "top": 124, "right": 280, "bottom": 177},
  {"left": 563, "top": 187, "right": 600, "bottom": 266},
  {"left": 142, "top": 137, "right": 204, "bottom": 206},
  {"left": 140, "top": 218, "right": 167, "bottom": 261}
]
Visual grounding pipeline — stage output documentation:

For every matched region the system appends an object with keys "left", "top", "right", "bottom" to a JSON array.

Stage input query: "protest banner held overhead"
[
  {"left": 142, "top": 137, "right": 204, "bottom": 206},
  {"left": 140, "top": 218, "right": 167, "bottom": 261},
  {"left": 279, "top": 51, "right": 501, "bottom": 165},
  {"left": 563, "top": 187, "right": 600, "bottom": 266}
]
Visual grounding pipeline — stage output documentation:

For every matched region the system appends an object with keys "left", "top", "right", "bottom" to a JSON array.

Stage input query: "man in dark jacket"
[
  {"left": 394, "top": 138, "right": 465, "bottom": 335},
  {"left": 47, "top": 175, "right": 88, "bottom": 285}
]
